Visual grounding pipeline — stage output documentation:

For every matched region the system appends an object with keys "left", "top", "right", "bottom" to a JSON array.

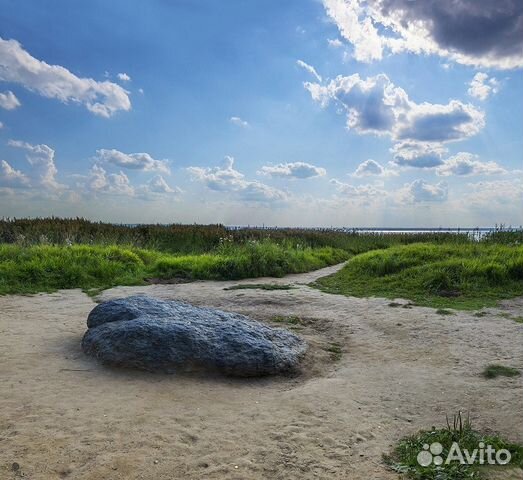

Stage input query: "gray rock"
[{"left": 82, "top": 295, "right": 307, "bottom": 377}]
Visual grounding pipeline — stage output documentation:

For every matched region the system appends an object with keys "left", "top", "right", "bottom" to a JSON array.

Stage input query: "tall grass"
[
  {"left": 1, "top": 218, "right": 521, "bottom": 298},
  {"left": 314, "top": 243, "right": 523, "bottom": 309},
  {"left": 0, "top": 241, "right": 349, "bottom": 295},
  {"left": 0, "top": 217, "right": 474, "bottom": 254}
]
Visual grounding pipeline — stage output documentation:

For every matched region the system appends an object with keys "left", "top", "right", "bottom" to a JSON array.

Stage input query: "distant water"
[{"left": 225, "top": 226, "right": 523, "bottom": 239}]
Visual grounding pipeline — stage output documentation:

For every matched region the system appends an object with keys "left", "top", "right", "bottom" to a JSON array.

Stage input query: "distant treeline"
[{"left": 0, "top": 217, "right": 520, "bottom": 254}]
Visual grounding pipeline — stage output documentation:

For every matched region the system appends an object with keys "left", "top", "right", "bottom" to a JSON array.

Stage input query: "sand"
[{"left": 1, "top": 262, "right": 522, "bottom": 479}]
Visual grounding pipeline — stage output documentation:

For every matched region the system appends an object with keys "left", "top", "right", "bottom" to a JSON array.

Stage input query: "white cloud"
[
  {"left": 436, "top": 152, "right": 506, "bottom": 176},
  {"left": 391, "top": 142, "right": 447, "bottom": 168},
  {"left": 323, "top": 0, "right": 383, "bottom": 62},
  {"left": 467, "top": 73, "right": 499, "bottom": 101},
  {"left": 142, "top": 175, "right": 181, "bottom": 195},
  {"left": 117, "top": 72, "right": 131, "bottom": 82},
  {"left": 296, "top": 60, "right": 322, "bottom": 82},
  {"left": 305, "top": 73, "right": 484, "bottom": 143},
  {"left": 8, "top": 140, "right": 62, "bottom": 190},
  {"left": 351, "top": 159, "right": 397, "bottom": 177},
  {"left": 258, "top": 162, "right": 326, "bottom": 179},
  {"left": 0, "top": 159, "right": 30, "bottom": 187},
  {"left": 399, "top": 179, "right": 448, "bottom": 203},
  {"left": 0, "top": 90, "right": 20, "bottom": 110},
  {"left": 95, "top": 148, "right": 170, "bottom": 174},
  {"left": 229, "top": 116, "right": 249, "bottom": 128},
  {"left": 84, "top": 164, "right": 134, "bottom": 196},
  {"left": 463, "top": 179, "right": 523, "bottom": 211},
  {"left": 188, "top": 156, "right": 287, "bottom": 203},
  {"left": 327, "top": 38, "right": 343, "bottom": 48},
  {"left": 0, "top": 37, "right": 131, "bottom": 117},
  {"left": 322, "top": 0, "right": 523, "bottom": 69},
  {"left": 330, "top": 178, "right": 386, "bottom": 198}
]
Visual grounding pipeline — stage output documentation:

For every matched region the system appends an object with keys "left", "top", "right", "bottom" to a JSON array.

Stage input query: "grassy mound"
[
  {"left": 314, "top": 243, "right": 523, "bottom": 309},
  {"left": 0, "top": 242, "right": 348, "bottom": 295}
]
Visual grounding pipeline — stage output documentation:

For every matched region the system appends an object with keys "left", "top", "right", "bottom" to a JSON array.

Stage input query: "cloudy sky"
[{"left": 0, "top": 0, "right": 522, "bottom": 227}]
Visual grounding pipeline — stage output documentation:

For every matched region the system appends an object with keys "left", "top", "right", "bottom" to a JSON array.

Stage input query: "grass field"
[
  {"left": 314, "top": 242, "right": 523, "bottom": 309},
  {"left": 0, "top": 242, "right": 348, "bottom": 295},
  {"left": 1, "top": 218, "right": 522, "bottom": 305}
]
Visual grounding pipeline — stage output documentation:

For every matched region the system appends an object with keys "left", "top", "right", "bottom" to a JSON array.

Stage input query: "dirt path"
[{"left": 1, "top": 263, "right": 522, "bottom": 479}]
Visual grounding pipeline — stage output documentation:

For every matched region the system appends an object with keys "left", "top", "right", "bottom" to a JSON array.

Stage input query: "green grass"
[
  {"left": 385, "top": 413, "right": 523, "bottom": 479},
  {"left": 314, "top": 243, "right": 523, "bottom": 310},
  {"left": 224, "top": 283, "right": 296, "bottom": 291},
  {"left": 0, "top": 217, "right": 480, "bottom": 254},
  {"left": 324, "top": 343, "right": 343, "bottom": 361},
  {"left": 496, "top": 313, "right": 523, "bottom": 323},
  {"left": 482, "top": 364, "right": 521, "bottom": 379},
  {"left": 271, "top": 315, "right": 303, "bottom": 325},
  {"left": 0, "top": 242, "right": 349, "bottom": 295}
]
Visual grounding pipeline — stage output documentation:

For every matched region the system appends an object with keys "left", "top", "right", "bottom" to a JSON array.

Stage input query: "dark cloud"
[{"left": 377, "top": 0, "right": 523, "bottom": 60}]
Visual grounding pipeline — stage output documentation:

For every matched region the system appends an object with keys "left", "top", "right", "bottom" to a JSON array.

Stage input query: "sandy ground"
[{"left": 1, "top": 262, "right": 523, "bottom": 480}]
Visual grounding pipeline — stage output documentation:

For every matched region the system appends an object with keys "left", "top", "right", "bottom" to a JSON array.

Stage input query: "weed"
[
  {"left": 271, "top": 315, "right": 303, "bottom": 325},
  {"left": 385, "top": 412, "right": 523, "bottom": 479},
  {"left": 482, "top": 364, "right": 520, "bottom": 379},
  {"left": 324, "top": 343, "right": 343, "bottom": 361}
]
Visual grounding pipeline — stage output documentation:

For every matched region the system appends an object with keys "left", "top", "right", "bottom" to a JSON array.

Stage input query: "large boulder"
[{"left": 82, "top": 296, "right": 307, "bottom": 377}]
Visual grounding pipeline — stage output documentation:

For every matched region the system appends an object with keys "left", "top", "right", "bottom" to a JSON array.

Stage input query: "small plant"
[
  {"left": 385, "top": 412, "right": 523, "bottom": 479},
  {"left": 436, "top": 308, "right": 455, "bottom": 315},
  {"left": 497, "top": 312, "right": 523, "bottom": 323},
  {"left": 324, "top": 343, "right": 342, "bottom": 361},
  {"left": 271, "top": 315, "right": 303, "bottom": 325},
  {"left": 473, "top": 311, "right": 488, "bottom": 317},
  {"left": 482, "top": 364, "right": 520, "bottom": 379},
  {"left": 224, "top": 283, "right": 295, "bottom": 291}
]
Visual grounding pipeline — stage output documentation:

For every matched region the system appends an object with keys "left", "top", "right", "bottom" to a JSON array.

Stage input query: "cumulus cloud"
[
  {"left": 8, "top": 140, "right": 62, "bottom": 189},
  {"left": 83, "top": 164, "right": 134, "bottom": 196},
  {"left": 0, "top": 37, "right": 131, "bottom": 117},
  {"left": 468, "top": 73, "right": 500, "bottom": 100},
  {"left": 258, "top": 162, "right": 326, "bottom": 179},
  {"left": 188, "top": 156, "right": 287, "bottom": 203},
  {"left": 305, "top": 73, "right": 484, "bottom": 143},
  {"left": 399, "top": 179, "right": 448, "bottom": 203},
  {"left": 229, "top": 116, "right": 249, "bottom": 128},
  {"left": 95, "top": 148, "right": 170, "bottom": 174},
  {"left": 142, "top": 175, "right": 181, "bottom": 195},
  {"left": 323, "top": 0, "right": 523, "bottom": 69},
  {"left": 351, "top": 158, "right": 396, "bottom": 177},
  {"left": 330, "top": 178, "right": 386, "bottom": 198},
  {"left": 0, "top": 90, "right": 20, "bottom": 110},
  {"left": 296, "top": 60, "right": 322, "bottom": 82},
  {"left": 117, "top": 72, "right": 131, "bottom": 82},
  {"left": 391, "top": 142, "right": 447, "bottom": 168},
  {"left": 0, "top": 159, "right": 30, "bottom": 187},
  {"left": 436, "top": 152, "right": 506, "bottom": 177}
]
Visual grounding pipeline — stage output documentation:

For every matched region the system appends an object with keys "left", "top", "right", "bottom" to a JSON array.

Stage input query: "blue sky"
[{"left": 0, "top": 0, "right": 522, "bottom": 226}]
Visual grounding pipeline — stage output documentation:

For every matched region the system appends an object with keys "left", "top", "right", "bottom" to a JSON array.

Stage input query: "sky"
[{"left": 0, "top": 0, "right": 522, "bottom": 227}]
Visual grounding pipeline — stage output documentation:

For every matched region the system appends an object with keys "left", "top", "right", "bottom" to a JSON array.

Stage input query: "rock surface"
[{"left": 82, "top": 295, "right": 307, "bottom": 376}]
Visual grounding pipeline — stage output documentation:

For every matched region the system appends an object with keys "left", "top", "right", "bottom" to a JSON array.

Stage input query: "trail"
[{"left": 1, "top": 262, "right": 522, "bottom": 479}]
